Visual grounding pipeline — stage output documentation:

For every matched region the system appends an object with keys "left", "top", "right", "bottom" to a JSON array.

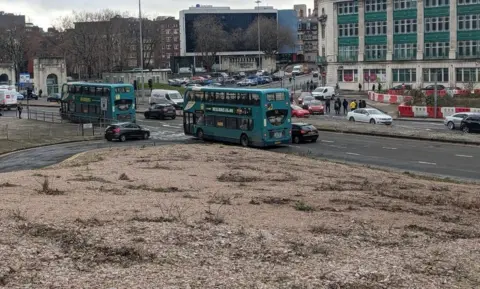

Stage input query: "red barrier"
[
  {"left": 457, "top": 90, "right": 470, "bottom": 96},
  {"left": 377, "top": 94, "right": 384, "bottom": 102},
  {"left": 388, "top": 90, "right": 404, "bottom": 95},
  {"left": 455, "top": 107, "right": 471, "bottom": 113},
  {"left": 427, "top": 106, "right": 443, "bottom": 118},
  {"left": 398, "top": 105, "right": 414, "bottom": 117},
  {"left": 425, "top": 89, "right": 447, "bottom": 97},
  {"left": 389, "top": 95, "right": 398, "bottom": 103}
]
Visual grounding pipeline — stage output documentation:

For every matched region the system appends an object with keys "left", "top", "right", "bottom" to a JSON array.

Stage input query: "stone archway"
[
  {"left": 46, "top": 73, "right": 58, "bottom": 94},
  {"left": 0, "top": 74, "right": 8, "bottom": 84}
]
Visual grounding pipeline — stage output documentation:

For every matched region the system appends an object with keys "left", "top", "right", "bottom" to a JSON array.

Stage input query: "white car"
[
  {"left": 444, "top": 112, "right": 479, "bottom": 130},
  {"left": 347, "top": 108, "right": 393, "bottom": 125}
]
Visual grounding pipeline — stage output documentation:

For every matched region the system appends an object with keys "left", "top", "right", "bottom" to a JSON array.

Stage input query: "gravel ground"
[
  {"left": 0, "top": 144, "right": 480, "bottom": 288},
  {"left": 307, "top": 118, "right": 480, "bottom": 144}
]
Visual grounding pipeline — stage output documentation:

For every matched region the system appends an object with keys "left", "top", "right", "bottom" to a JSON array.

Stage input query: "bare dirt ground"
[
  {"left": 0, "top": 118, "right": 101, "bottom": 154},
  {"left": 1, "top": 144, "right": 479, "bottom": 288}
]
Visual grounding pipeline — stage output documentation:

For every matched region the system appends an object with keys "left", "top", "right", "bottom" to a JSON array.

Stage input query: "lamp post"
[
  {"left": 255, "top": 0, "right": 261, "bottom": 70},
  {"left": 139, "top": 0, "right": 145, "bottom": 103}
]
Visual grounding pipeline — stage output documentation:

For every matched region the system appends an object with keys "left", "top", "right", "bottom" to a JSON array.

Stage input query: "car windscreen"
[
  {"left": 168, "top": 92, "right": 182, "bottom": 99},
  {"left": 366, "top": 110, "right": 382, "bottom": 115},
  {"left": 301, "top": 125, "right": 316, "bottom": 130},
  {"left": 266, "top": 109, "right": 288, "bottom": 126},
  {"left": 115, "top": 99, "right": 132, "bottom": 111},
  {"left": 291, "top": 105, "right": 302, "bottom": 110},
  {"left": 310, "top": 100, "right": 322, "bottom": 105}
]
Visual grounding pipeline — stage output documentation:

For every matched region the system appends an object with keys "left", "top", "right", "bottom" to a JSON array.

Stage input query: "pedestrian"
[
  {"left": 378, "top": 83, "right": 382, "bottom": 92},
  {"left": 372, "top": 84, "right": 375, "bottom": 91},
  {"left": 17, "top": 102, "right": 23, "bottom": 119},
  {"left": 336, "top": 83, "right": 339, "bottom": 91},
  {"left": 335, "top": 98, "right": 341, "bottom": 115},
  {"left": 325, "top": 98, "right": 331, "bottom": 114},
  {"left": 350, "top": 100, "right": 357, "bottom": 111},
  {"left": 38, "top": 89, "right": 43, "bottom": 98},
  {"left": 358, "top": 83, "right": 362, "bottom": 91},
  {"left": 362, "top": 100, "right": 367, "bottom": 108},
  {"left": 343, "top": 99, "right": 348, "bottom": 114}
]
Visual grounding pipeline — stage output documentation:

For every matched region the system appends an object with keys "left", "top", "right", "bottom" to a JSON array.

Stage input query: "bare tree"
[
  {"left": 228, "top": 28, "right": 246, "bottom": 51},
  {"left": 245, "top": 16, "right": 295, "bottom": 57},
  {"left": 193, "top": 15, "right": 229, "bottom": 71},
  {"left": 0, "top": 25, "right": 29, "bottom": 81}
]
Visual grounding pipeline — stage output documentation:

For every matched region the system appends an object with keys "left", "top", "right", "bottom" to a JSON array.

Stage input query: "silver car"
[{"left": 444, "top": 112, "right": 480, "bottom": 130}]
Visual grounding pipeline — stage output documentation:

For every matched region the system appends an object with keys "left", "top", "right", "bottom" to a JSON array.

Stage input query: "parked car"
[
  {"left": 15, "top": 92, "right": 24, "bottom": 100},
  {"left": 298, "top": 92, "right": 313, "bottom": 105},
  {"left": 291, "top": 105, "right": 310, "bottom": 118},
  {"left": 144, "top": 102, "right": 176, "bottom": 120},
  {"left": 312, "top": 71, "right": 319, "bottom": 78},
  {"left": 312, "top": 86, "right": 336, "bottom": 100},
  {"left": 460, "top": 115, "right": 480, "bottom": 133},
  {"left": 105, "top": 122, "right": 150, "bottom": 142},
  {"left": 22, "top": 91, "right": 38, "bottom": 100},
  {"left": 292, "top": 123, "right": 319, "bottom": 144},
  {"left": 347, "top": 108, "right": 393, "bottom": 125},
  {"left": 237, "top": 79, "right": 251, "bottom": 87},
  {"left": 391, "top": 84, "right": 413, "bottom": 90},
  {"left": 444, "top": 112, "right": 479, "bottom": 130},
  {"left": 445, "top": 87, "right": 462, "bottom": 97},
  {"left": 423, "top": 84, "right": 445, "bottom": 90},
  {"left": 300, "top": 96, "right": 316, "bottom": 108},
  {"left": 307, "top": 100, "right": 324, "bottom": 115},
  {"left": 47, "top": 93, "right": 61, "bottom": 103}
]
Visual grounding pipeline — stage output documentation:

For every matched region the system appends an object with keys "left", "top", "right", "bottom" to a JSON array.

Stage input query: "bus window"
[
  {"left": 267, "top": 92, "right": 286, "bottom": 101},
  {"left": 89, "top": 86, "right": 96, "bottom": 95},
  {"left": 226, "top": 117, "right": 238, "bottom": 129},
  {"left": 104, "top": 88, "right": 111, "bottom": 96},
  {"left": 124, "top": 86, "right": 132, "bottom": 93},
  {"left": 96, "top": 87, "right": 104, "bottom": 96},
  {"left": 205, "top": 92, "right": 212, "bottom": 102},
  {"left": 266, "top": 109, "right": 288, "bottom": 126},
  {"left": 186, "top": 91, "right": 194, "bottom": 101},
  {"left": 75, "top": 86, "right": 82, "bottom": 93},
  {"left": 115, "top": 99, "right": 132, "bottom": 111},
  {"left": 83, "top": 87, "right": 90, "bottom": 94},
  {"left": 239, "top": 118, "right": 248, "bottom": 130},
  {"left": 252, "top": 93, "right": 260, "bottom": 105},
  {"left": 226, "top": 92, "right": 236, "bottom": 104},
  {"left": 205, "top": 115, "right": 215, "bottom": 126},
  {"left": 215, "top": 92, "right": 225, "bottom": 103},
  {"left": 194, "top": 91, "right": 203, "bottom": 101},
  {"left": 238, "top": 93, "right": 248, "bottom": 105},
  {"left": 68, "top": 85, "right": 75, "bottom": 93},
  {"left": 215, "top": 116, "right": 225, "bottom": 127}
]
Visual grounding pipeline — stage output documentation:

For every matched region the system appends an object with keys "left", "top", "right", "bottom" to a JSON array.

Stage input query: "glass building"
[{"left": 318, "top": 0, "right": 480, "bottom": 90}]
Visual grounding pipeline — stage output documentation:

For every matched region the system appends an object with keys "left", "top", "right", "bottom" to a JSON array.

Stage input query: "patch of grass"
[
  {"left": 430, "top": 185, "right": 450, "bottom": 192},
  {"left": 217, "top": 172, "right": 262, "bottom": 183},
  {"left": 119, "top": 173, "right": 130, "bottom": 181},
  {"left": 207, "top": 193, "right": 232, "bottom": 205},
  {"left": 9, "top": 208, "right": 27, "bottom": 221},
  {"left": 294, "top": 201, "right": 315, "bottom": 212},
  {"left": 261, "top": 196, "right": 293, "bottom": 205},
  {"left": 204, "top": 204, "right": 226, "bottom": 225},
  {"left": 182, "top": 193, "right": 200, "bottom": 199},
  {"left": 402, "top": 171, "right": 461, "bottom": 184},
  {"left": 130, "top": 216, "right": 176, "bottom": 223},
  {"left": 74, "top": 217, "right": 108, "bottom": 227},
  {"left": 125, "top": 184, "right": 181, "bottom": 193},
  {"left": 144, "top": 163, "right": 178, "bottom": 170},
  {"left": 0, "top": 182, "right": 18, "bottom": 188},
  {"left": 70, "top": 175, "right": 111, "bottom": 183},
  {"left": 37, "top": 177, "right": 64, "bottom": 195},
  {"left": 315, "top": 183, "right": 344, "bottom": 191}
]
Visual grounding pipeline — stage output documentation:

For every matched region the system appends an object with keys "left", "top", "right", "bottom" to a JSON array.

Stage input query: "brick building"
[{"left": 155, "top": 17, "right": 180, "bottom": 68}]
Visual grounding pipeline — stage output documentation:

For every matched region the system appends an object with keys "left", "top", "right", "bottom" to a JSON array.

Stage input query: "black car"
[
  {"left": 423, "top": 84, "right": 445, "bottom": 90},
  {"left": 272, "top": 75, "right": 282, "bottom": 81},
  {"left": 391, "top": 84, "right": 413, "bottom": 90},
  {"left": 144, "top": 103, "right": 176, "bottom": 120},
  {"left": 291, "top": 123, "right": 319, "bottom": 144},
  {"left": 105, "top": 122, "right": 150, "bottom": 142},
  {"left": 22, "top": 92, "right": 38, "bottom": 100},
  {"left": 460, "top": 115, "right": 480, "bottom": 133}
]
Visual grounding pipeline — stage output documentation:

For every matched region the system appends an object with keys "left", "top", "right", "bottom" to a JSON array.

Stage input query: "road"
[{"left": 0, "top": 121, "right": 478, "bottom": 180}]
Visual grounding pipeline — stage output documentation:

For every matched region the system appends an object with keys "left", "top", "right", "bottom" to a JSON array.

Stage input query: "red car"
[
  {"left": 307, "top": 100, "right": 324, "bottom": 115},
  {"left": 291, "top": 105, "right": 310, "bottom": 118}
]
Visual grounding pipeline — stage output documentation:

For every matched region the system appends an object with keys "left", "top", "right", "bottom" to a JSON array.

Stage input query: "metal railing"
[
  {"left": 337, "top": 54, "right": 358, "bottom": 62},
  {"left": 393, "top": 51, "right": 416, "bottom": 60}
]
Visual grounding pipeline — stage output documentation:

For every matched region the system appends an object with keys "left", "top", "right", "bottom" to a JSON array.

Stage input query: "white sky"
[{"left": 0, "top": 0, "right": 312, "bottom": 31}]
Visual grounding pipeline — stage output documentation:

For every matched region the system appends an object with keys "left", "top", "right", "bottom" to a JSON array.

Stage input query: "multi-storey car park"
[{"left": 317, "top": 0, "right": 480, "bottom": 90}]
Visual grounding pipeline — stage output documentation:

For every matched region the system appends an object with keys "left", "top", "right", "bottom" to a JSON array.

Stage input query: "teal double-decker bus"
[
  {"left": 183, "top": 87, "right": 292, "bottom": 147},
  {"left": 60, "top": 82, "right": 136, "bottom": 123}
]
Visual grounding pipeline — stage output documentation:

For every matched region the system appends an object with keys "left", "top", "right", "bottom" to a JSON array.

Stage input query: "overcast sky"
[{"left": 0, "top": 0, "right": 311, "bottom": 30}]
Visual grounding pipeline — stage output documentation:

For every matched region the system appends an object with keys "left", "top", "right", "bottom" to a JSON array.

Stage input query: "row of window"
[
  {"left": 66, "top": 85, "right": 130, "bottom": 96},
  {"left": 338, "top": 23, "right": 359, "bottom": 37},
  {"left": 425, "top": 42, "right": 449, "bottom": 57},
  {"left": 394, "top": 43, "right": 417, "bottom": 58},
  {"left": 458, "top": 0, "right": 480, "bottom": 4},
  {"left": 458, "top": 15, "right": 480, "bottom": 31},
  {"left": 365, "top": 0, "right": 387, "bottom": 12},
  {"left": 456, "top": 68, "right": 480, "bottom": 82},
  {"left": 424, "top": 0, "right": 449, "bottom": 7},
  {"left": 201, "top": 116, "right": 254, "bottom": 131},
  {"left": 337, "top": 69, "right": 387, "bottom": 82},
  {"left": 338, "top": 46, "right": 359, "bottom": 57},
  {"left": 365, "top": 45, "right": 387, "bottom": 59},
  {"left": 338, "top": 1, "right": 358, "bottom": 15},
  {"left": 392, "top": 69, "right": 416, "bottom": 82},
  {"left": 366, "top": 21, "right": 387, "bottom": 36},
  {"left": 425, "top": 17, "right": 449, "bottom": 32},
  {"left": 185, "top": 91, "right": 286, "bottom": 104},
  {"left": 337, "top": 69, "right": 359, "bottom": 82},
  {"left": 458, "top": 40, "right": 480, "bottom": 57},
  {"left": 423, "top": 68, "right": 449, "bottom": 82},
  {"left": 394, "top": 0, "right": 417, "bottom": 10},
  {"left": 394, "top": 19, "right": 417, "bottom": 34}
]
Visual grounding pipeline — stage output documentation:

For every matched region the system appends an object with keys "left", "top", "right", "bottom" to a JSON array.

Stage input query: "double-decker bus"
[
  {"left": 183, "top": 87, "right": 291, "bottom": 147},
  {"left": 60, "top": 82, "right": 136, "bottom": 123}
]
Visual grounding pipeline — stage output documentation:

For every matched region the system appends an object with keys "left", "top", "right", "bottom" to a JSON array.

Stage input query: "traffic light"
[{"left": 148, "top": 79, "right": 152, "bottom": 90}]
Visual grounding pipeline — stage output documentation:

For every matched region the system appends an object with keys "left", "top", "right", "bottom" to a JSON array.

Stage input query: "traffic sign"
[
  {"left": 19, "top": 73, "right": 30, "bottom": 84},
  {"left": 83, "top": 123, "right": 93, "bottom": 129}
]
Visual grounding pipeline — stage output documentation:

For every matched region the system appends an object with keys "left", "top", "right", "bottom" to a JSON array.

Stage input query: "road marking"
[
  {"left": 382, "top": 147, "right": 397, "bottom": 150},
  {"left": 418, "top": 161, "right": 436, "bottom": 165},
  {"left": 455, "top": 154, "right": 473, "bottom": 158},
  {"left": 346, "top": 152, "right": 360, "bottom": 156},
  {"left": 162, "top": 124, "right": 182, "bottom": 128},
  {"left": 321, "top": 140, "right": 334, "bottom": 143}
]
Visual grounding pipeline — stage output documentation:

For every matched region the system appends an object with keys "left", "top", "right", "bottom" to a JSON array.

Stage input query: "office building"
[{"left": 318, "top": 0, "right": 480, "bottom": 90}]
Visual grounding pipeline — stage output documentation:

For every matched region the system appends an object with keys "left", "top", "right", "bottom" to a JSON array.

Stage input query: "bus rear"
[
  {"left": 112, "top": 85, "right": 136, "bottom": 122},
  {"left": 259, "top": 89, "right": 292, "bottom": 146}
]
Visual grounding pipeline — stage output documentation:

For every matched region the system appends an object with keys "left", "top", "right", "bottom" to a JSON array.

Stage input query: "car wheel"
[
  {"left": 462, "top": 126, "right": 470, "bottom": 133},
  {"left": 311, "top": 137, "right": 318, "bottom": 143},
  {"left": 106, "top": 137, "right": 112, "bottom": 142},
  {"left": 144, "top": 113, "right": 149, "bottom": 119},
  {"left": 349, "top": 117, "right": 355, "bottom": 122},
  {"left": 143, "top": 132, "right": 149, "bottom": 140},
  {"left": 119, "top": 134, "right": 126, "bottom": 142},
  {"left": 447, "top": 121, "right": 455, "bottom": 130},
  {"left": 370, "top": 119, "right": 376, "bottom": 124},
  {"left": 171, "top": 114, "right": 176, "bottom": 120},
  {"left": 240, "top": 133, "right": 249, "bottom": 147},
  {"left": 293, "top": 136, "right": 301, "bottom": 144},
  {"left": 196, "top": 129, "right": 204, "bottom": 140}
]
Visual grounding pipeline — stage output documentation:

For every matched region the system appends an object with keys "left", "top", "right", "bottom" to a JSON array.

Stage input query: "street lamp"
[
  {"left": 139, "top": 0, "right": 145, "bottom": 103},
  {"left": 255, "top": 0, "right": 261, "bottom": 70}
]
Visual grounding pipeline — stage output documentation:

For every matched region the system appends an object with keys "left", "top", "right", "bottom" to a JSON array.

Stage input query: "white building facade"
[{"left": 317, "top": 0, "right": 480, "bottom": 90}]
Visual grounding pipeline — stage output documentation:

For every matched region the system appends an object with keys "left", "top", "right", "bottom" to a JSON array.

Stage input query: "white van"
[
  {"left": 0, "top": 86, "right": 18, "bottom": 110},
  {"left": 312, "top": 86, "right": 336, "bottom": 100},
  {"left": 149, "top": 89, "right": 184, "bottom": 109},
  {"left": 292, "top": 65, "right": 303, "bottom": 76}
]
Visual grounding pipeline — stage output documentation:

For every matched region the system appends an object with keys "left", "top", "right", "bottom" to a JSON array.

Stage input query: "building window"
[
  {"left": 166, "top": 44, "right": 171, "bottom": 50},
  {"left": 365, "top": 45, "right": 387, "bottom": 59},
  {"left": 338, "top": 46, "right": 359, "bottom": 61},
  {"left": 365, "top": 0, "right": 387, "bottom": 12},
  {"left": 394, "top": 43, "right": 417, "bottom": 58},
  {"left": 455, "top": 68, "right": 480, "bottom": 82},
  {"left": 458, "top": 15, "right": 480, "bottom": 31},
  {"left": 337, "top": 69, "right": 358, "bottom": 82},
  {"left": 392, "top": 69, "right": 417, "bottom": 82},
  {"left": 363, "top": 69, "right": 386, "bottom": 81},
  {"left": 165, "top": 29, "right": 170, "bottom": 34},
  {"left": 458, "top": 0, "right": 480, "bottom": 4},
  {"left": 423, "top": 68, "right": 449, "bottom": 82},
  {"left": 337, "top": 1, "right": 359, "bottom": 15},
  {"left": 424, "top": 42, "right": 449, "bottom": 58},
  {"left": 424, "top": 0, "right": 450, "bottom": 7},
  {"left": 365, "top": 21, "right": 387, "bottom": 35},
  {"left": 425, "top": 17, "right": 450, "bottom": 32},
  {"left": 338, "top": 23, "right": 359, "bottom": 37},
  {"left": 458, "top": 40, "right": 480, "bottom": 57},
  {"left": 394, "top": 0, "right": 417, "bottom": 10},
  {"left": 166, "top": 37, "right": 171, "bottom": 42},
  {"left": 394, "top": 19, "right": 417, "bottom": 34}
]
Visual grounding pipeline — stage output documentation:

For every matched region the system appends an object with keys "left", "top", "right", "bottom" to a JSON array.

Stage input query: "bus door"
[{"left": 183, "top": 112, "right": 195, "bottom": 135}]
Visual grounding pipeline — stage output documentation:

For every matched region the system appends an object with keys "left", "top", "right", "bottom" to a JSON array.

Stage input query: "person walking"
[
  {"left": 325, "top": 98, "right": 331, "bottom": 114},
  {"left": 378, "top": 83, "right": 382, "bottom": 92},
  {"left": 343, "top": 99, "right": 348, "bottom": 114},
  {"left": 17, "top": 102, "right": 23, "bottom": 119},
  {"left": 362, "top": 100, "right": 367, "bottom": 108},
  {"left": 358, "top": 83, "right": 362, "bottom": 91},
  {"left": 372, "top": 84, "right": 376, "bottom": 91}
]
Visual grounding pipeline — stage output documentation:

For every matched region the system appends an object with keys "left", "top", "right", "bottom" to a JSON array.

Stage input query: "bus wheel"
[
  {"left": 196, "top": 129, "right": 204, "bottom": 140},
  {"left": 143, "top": 132, "right": 149, "bottom": 140},
  {"left": 119, "top": 134, "right": 126, "bottom": 142},
  {"left": 240, "top": 134, "right": 249, "bottom": 147}
]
